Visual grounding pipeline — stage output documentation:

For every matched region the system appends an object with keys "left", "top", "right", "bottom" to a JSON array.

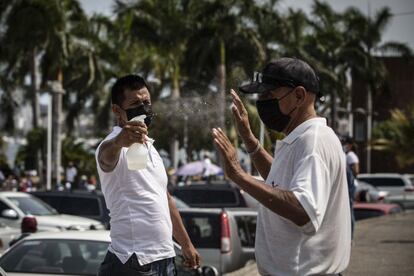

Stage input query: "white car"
[
  {"left": 355, "top": 181, "right": 389, "bottom": 202},
  {"left": 0, "top": 192, "right": 105, "bottom": 232},
  {"left": 0, "top": 222, "right": 20, "bottom": 254},
  {"left": 0, "top": 230, "right": 217, "bottom": 276},
  {"left": 358, "top": 173, "right": 414, "bottom": 196}
]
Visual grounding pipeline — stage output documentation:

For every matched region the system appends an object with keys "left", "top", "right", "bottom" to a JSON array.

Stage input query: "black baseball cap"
[{"left": 239, "top": 57, "right": 321, "bottom": 98}]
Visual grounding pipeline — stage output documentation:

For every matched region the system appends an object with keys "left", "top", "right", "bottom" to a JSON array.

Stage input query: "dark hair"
[{"left": 111, "top": 74, "right": 149, "bottom": 106}]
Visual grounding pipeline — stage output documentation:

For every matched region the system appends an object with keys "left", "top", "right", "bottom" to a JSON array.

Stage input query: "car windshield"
[
  {"left": 359, "top": 177, "right": 405, "bottom": 187},
  {"left": 7, "top": 196, "right": 58, "bottom": 216},
  {"left": 0, "top": 239, "right": 109, "bottom": 275}
]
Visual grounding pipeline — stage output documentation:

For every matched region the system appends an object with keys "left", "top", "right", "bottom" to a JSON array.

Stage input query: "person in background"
[
  {"left": 342, "top": 136, "right": 359, "bottom": 240},
  {"left": 202, "top": 154, "right": 213, "bottom": 182},
  {"left": 87, "top": 175, "right": 97, "bottom": 191},
  {"left": 65, "top": 161, "right": 78, "bottom": 189},
  {"left": 343, "top": 136, "right": 360, "bottom": 177},
  {"left": 79, "top": 175, "right": 88, "bottom": 190}
]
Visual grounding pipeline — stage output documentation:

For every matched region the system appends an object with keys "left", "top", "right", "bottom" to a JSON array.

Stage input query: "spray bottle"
[{"left": 126, "top": 115, "right": 148, "bottom": 170}]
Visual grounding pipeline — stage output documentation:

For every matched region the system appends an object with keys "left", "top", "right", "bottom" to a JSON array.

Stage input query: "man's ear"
[
  {"left": 294, "top": 86, "right": 307, "bottom": 106},
  {"left": 112, "top": 104, "right": 121, "bottom": 120}
]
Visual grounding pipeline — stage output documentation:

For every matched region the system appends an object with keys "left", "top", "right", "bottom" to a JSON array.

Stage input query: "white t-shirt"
[
  {"left": 346, "top": 151, "right": 359, "bottom": 166},
  {"left": 255, "top": 118, "right": 351, "bottom": 275},
  {"left": 65, "top": 167, "right": 77, "bottom": 182},
  {"left": 95, "top": 126, "right": 175, "bottom": 265}
]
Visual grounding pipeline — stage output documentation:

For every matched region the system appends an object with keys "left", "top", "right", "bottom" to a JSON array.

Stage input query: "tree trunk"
[
  {"left": 330, "top": 88, "right": 338, "bottom": 131},
  {"left": 52, "top": 70, "right": 65, "bottom": 188},
  {"left": 170, "top": 137, "right": 179, "bottom": 170},
  {"left": 30, "top": 47, "right": 43, "bottom": 185},
  {"left": 170, "top": 63, "right": 180, "bottom": 169},
  {"left": 366, "top": 85, "right": 372, "bottom": 173},
  {"left": 171, "top": 63, "right": 180, "bottom": 100},
  {"left": 30, "top": 48, "right": 40, "bottom": 128},
  {"left": 217, "top": 40, "right": 226, "bottom": 129}
]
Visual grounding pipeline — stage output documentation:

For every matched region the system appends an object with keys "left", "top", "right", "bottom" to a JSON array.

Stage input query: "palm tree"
[
  {"left": 0, "top": 0, "right": 48, "bottom": 129},
  {"left": 0, "top": 0, "right": 100, "bottom": 186},
  {"left": 305, "top": 0, "right": 351, "bottom": 130},
  {"left": 185, "top": 0, "right": 265, "bottom": 129},
  {"left": 343, "top": 6, "right": 412, "bottom": 172},
  {"left": 372, "top": 108, "right": 414, "bottom": 168},
  {"left": 113, "top": 0, "right": 194, "bottom": 99}
]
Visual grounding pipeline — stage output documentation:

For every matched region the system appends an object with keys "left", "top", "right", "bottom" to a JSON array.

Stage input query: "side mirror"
[
  {"left": 201, "top": 266, "right": 219, "bottom": 276},
  {"left": 1, "top": 209, "right": 19, "bottom": 220}
]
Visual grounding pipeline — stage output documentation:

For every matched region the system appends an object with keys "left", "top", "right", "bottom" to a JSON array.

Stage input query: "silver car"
[
  {"left": 179, "top": 208, "right": 257, "bottom": 275},
  {"left": 0, "top": 192, "right": 105, "bottom": 231},
  {"left": 0, "top": 230, "right": 217, "bottom": 276}
]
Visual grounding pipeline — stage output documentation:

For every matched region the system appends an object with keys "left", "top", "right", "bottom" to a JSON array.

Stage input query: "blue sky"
[{"left": 79, "top": 0, "right": 414, "bottom": 50}]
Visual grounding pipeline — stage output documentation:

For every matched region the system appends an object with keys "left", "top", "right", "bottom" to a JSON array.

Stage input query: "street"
[{"left": 226, "top": 211, "right": 414, "bottom": 275}]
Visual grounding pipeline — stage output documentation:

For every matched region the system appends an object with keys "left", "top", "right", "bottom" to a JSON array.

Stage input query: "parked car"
[
  {"left": 31, "top": 190, "right": 189, "bottom": 229},
  {"left": 384, "top": 193, "right": 414, "bottom": 210},
  {"left": 0, "top": 230, "right": 217, "bottom": 276},
  {"left": 171, "top": 181, "right": 258, "bottom": 208},
  {"left": 31, "top": 190, "right": 110, "bottom": 229},
  {"left": 355, "top": 181, "right": 389, "bottom": 202},
  {"left": 0, "top": 222, "right": 20, "bottom": 254},
  {"left": 0, "top": 192, "right": 105, "bottom": 231},
  {"left": 357, "top": 173, "right": 414, "bottom": 196},
  {"left": 353, "top": 202, "right": 402, "bottom": 221},
  {"left": 179, "top": 207, "right": 257, "bottom": 274}
]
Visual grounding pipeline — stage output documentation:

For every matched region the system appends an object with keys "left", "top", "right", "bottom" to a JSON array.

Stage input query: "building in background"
[{"left": 352, "top": 56, "right": 414, "bottom": 173}]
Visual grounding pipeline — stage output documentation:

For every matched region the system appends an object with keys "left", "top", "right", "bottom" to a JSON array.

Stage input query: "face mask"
[
  {"left": 256, "top": 89, "right": 296, "bottom": 132},
  {"left": 124, "top": 104, "right": 154, "bottom": 127},
  {"left": 343, "top": 145, "right": 349, "bottom": 153}
]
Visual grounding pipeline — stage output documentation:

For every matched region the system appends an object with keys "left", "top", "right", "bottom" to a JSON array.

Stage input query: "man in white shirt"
[
  {"left": 212, "top": 58, "right": 351, "bottom": 275},
  {"left": 65, "top": 161, "right": 77, "bottom": 188},
  {"left": 96, "top": 75, "right": 200, "bottom": 276}
]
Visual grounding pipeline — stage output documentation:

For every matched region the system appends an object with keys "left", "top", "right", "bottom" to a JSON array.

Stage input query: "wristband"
[{"left": 247, "top": 140, "right": 261, "bottom": 156}]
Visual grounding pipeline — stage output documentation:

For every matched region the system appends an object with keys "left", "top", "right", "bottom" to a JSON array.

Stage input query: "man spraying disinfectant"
[{"left": 96, "top": 75, "right": 200, "bottom": 275}]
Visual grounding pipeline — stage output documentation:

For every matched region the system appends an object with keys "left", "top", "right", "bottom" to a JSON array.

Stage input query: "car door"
[
  {"left": 179, "top": 212, "right": 222, "bottom": 273},
  {"left": 234, "top": 214, "right": 256, "bottom": 264}
]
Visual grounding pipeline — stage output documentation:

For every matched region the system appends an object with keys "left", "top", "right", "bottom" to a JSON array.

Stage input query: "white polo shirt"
[
  {"left": 255, "top": 118, "right": 351, "bottom": 275},
  {"left": 95, "top": 126, "right": 175, "bottom": 265}
]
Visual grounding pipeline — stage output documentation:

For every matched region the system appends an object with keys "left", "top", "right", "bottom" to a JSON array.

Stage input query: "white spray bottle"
[{"left": 126, "top": 115, "right": 148, "bottom": 170}]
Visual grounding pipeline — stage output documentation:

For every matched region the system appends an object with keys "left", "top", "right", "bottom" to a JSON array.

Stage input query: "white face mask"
[{"left": 342, "top": 145, "right": 349, "bottom": 153}]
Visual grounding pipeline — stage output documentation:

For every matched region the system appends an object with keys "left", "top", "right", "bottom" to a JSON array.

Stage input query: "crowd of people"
[{"left": 0, "top": 164, "right": 97, "bottom": 192}]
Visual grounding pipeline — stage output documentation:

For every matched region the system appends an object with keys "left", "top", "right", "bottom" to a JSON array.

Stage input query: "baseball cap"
[{"left": 239, "top": 57, "right": 321, "bottom": 98}]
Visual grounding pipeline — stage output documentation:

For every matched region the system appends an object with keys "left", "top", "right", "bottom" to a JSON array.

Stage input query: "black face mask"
[
  {"left": 124, "top": 104, "right": 154, "bottom": 127},
  {"left": 256, "top": 89, "right": 296, "bottom": 132}
]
